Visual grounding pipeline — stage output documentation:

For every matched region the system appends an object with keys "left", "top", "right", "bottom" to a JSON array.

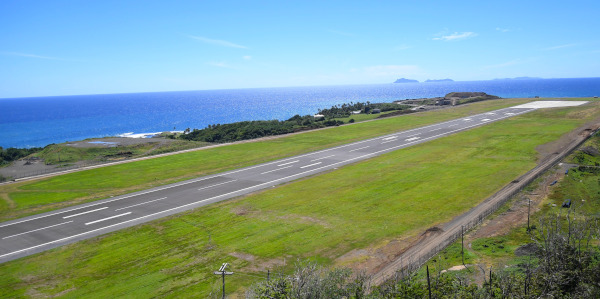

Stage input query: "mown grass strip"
[
  {"left": 1, "top": 101, "right": 598, "bottom": 298},
  {"left": 0, "top": 98, "right": 537, "bottom": 221}
]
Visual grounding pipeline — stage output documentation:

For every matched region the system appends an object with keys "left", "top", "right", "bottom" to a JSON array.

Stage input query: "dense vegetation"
[
  {"left": 0, "top": 147, "right": 42, "bottom": 166},
  {"left": 180, "top": 102, "right": 412, "bottom": 143}
]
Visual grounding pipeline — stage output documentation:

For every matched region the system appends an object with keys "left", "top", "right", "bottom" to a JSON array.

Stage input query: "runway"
[{"left": 0, "top": 105, "right": 552, "bottom": 263}]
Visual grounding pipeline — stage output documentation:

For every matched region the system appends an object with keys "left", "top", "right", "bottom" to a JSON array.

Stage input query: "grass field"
[
  {"left": 423, "top": 126, "right": 600, "bottom": 283},
  {"left": 1, "top": 99, "right": 598, "bottom": 298},
  {"left": 0, "top": 98, "right": 537, "bottom": 221},
  {"left": 35, "top": 139, "right": 210, "bottom": 165}
]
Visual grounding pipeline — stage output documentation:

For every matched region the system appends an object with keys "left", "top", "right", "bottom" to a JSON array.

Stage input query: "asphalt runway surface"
[{"left": 0, "top": 106, "right": 537, "bottom": 263}]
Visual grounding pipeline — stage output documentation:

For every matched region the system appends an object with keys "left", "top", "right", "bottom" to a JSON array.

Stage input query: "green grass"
[
  {"left": 1, "top": 101, "right": 598, "bottom": 298},
  {"left": 0, "top": 98, "right": 541, "bottom": 221},
  {"left": 10, "top": 192, "right": 90, "bottom": 209},
  {"left": 36, "top": 139, "right": 209, "bottom": 165},
  {"left": 425, "top": 127, "right": 600, "bottom": 283}
]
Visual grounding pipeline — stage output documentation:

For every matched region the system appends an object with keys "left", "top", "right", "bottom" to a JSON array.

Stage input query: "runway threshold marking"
[
  {"left": 300, "top": 162, "right": 322, "bottom": 169},
  {"left": 0, "top": 106, "right": 538, "bottom": 260},
  {"left": 349, "top": 146, "right": 370, "bottom": 152},
  {"left": 261, "top": 165, "right": 293, "bottom": 174},
  {"left": 198, "top": 180, "right": 237, "bottom": 191},
  {"left": 277, "top": 160, "right": 299, "bottom": 167},
  {"left": 481, "top": 119, "right": 491, "bottom": 122},
  {"left": 115, "top": 197, "right": 166, "bottom": 211},
  {"left": 63, "top": 207, "right": 108, "bottom": 219},
  {"left": 2, "top": 221, "right": 73, "bottom": 239},
  {"left": 85, "top": 212, "right": 132, "bottom": 226}
]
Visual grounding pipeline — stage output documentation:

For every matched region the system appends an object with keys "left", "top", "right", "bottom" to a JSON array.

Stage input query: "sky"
[{"left": 1, "top": 0, "right": 599, "bottom": 98}]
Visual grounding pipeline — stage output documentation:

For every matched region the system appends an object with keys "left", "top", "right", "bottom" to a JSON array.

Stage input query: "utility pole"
[
  {"left": 489, "top": 266, "right": 493, "bottom": 297},
  {"left": 461, "top": 225, "right": 465, "bottom": 266},
  {"left": 214, "top": 263, "right": 233, "bottom": 299},
  {"left": 426, "top": 265, "right": 432, "bottom": 299},
  {"left": 527, "top": 197, "right": 531, "bottom": 232}
]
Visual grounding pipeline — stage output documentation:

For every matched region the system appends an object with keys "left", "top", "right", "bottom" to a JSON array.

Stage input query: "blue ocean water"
[{"left": 1, "top": 78, "right": 599, "bottom": 148}]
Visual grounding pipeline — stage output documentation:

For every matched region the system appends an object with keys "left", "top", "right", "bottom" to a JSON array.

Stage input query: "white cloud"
[
  {"left": 188, "top": 35, "right": 248, "bottom": 49},
  {"left": 363, "top": 65, "right": 420, "bottom": 77},
  {"left": 394, "top": 44, "right": 411, "bottom": 51},
  {"left": 1, "top": 51, "right": 65, "bottom": 60},
  {"left": 496, "top": 27, "right": 510, "bottom": 33},
  {"left": 484, "top": 60, "right": 521, "bottom": 69},
  {"left": 433, "top": 32, "right": 477, "bottom": 41},
  {"left": 243, "top": 55, "right": 252, "bottom": 60},
  {"left": 207, "top": 61, "right": 235, "bottom": 69},
  {"left": 543, "top": 43, "right": 577, "bottom": 50}
]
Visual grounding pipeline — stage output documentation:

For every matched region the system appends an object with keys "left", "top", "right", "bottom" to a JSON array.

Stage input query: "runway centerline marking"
[
  {"left": 300, "top": 162, "right": 322, "bottom": 169},
  {"left": 261, "top": 165, "right": 293, "bottom": 174},
  {"left": 0, "top": 105, "right": 541, "bottom": 260},
  {"left": 63, "top": 207, "right": 108, "bottom": 219},
  {"left": 85, "top": 212, "right": 132, "bottom": 226},
  {"left": 310, "top": 155, "right": 335, "bottom": 162},
  {"left": 198, "top": 180, "right": 237, "bottom": 191},
  {"left": 481, "top": 119, "right": 491, "bottom": 122},
  {"left": 405, "top": 137, "right": 420, "bottom": 141},
  {"left": 463, "top": 118, "right": 471, "bottom": 121},
  {"left": 382, "top": 136, "right": 397, "bottom": 141},
  {"left": 277, "top": 160, "right": 299, "bottom": 167},
  {"left": 115, "top": 197, "right": 166, "bottom": 211},
  {"left": 2, "top": 221, "right": 73, "bottom": 239},
  {"left": 349, "top": 146, "right": 370, "bottom": 152}
]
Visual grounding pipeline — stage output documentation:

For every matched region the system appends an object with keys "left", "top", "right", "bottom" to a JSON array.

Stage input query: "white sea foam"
[
  {"left": 118, "top": 132, "right": 162, "bottom": 138},
  {"left": 117, "top": 131, "right": 184, "bottom": 138}
]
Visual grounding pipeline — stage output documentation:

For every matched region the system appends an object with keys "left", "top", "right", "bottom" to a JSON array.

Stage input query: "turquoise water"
[{"left": 1, "top": 78, "right": 599, "bottom": 148}]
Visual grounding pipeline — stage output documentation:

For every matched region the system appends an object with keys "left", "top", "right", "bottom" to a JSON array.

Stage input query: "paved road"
[{"left": 0, "top": 106, "right": 535, "bottom": 263}]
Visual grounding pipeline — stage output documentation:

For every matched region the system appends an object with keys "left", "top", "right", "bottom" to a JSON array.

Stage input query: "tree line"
[
  {"left": 0, "top": 147, "right": 42, "bottom": 166},
  {"left": 180, "top": 102, "right": 412, "bottom": 143}
]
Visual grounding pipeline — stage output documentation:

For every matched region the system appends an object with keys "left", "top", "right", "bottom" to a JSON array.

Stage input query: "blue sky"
[{"left": 1, "top": 0, "right": 599, "bottom": 98}]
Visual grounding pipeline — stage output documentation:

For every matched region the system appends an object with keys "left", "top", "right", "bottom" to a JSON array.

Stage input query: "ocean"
[{"left": 1, "top": 77, "right": 599, "bottom": 148}]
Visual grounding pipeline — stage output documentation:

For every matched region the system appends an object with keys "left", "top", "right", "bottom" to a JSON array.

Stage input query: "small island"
[
  {"left": 424, "top": 79, "right": 454, "bottom": 83},
  {"left": 393, "top": 78, "right": 419, "bottom": 83}
]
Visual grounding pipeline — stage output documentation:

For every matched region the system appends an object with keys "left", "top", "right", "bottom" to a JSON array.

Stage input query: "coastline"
[{"left": 3, "top": 78, "right": 600, "bottom": 149}]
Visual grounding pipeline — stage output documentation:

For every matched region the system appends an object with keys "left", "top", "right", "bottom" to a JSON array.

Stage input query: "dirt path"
[{"left": 370, "top": 117, "right": 600, "bottom": 285}]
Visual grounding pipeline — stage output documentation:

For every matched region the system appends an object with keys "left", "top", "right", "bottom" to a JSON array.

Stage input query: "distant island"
[
  {"left": 393, "top": 78, "right": 419, "bottom": 83},
  {"left": 424, "top": 79, "right": 454, "bottom": 83}
]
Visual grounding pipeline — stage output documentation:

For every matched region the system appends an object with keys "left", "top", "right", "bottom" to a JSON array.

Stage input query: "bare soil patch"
[
  {"left": 336, "top": 227, "right": 444, "bottom": 275},
  {"left": 64, "top": 137, "right": 175, "bottom": 148},
  {"left": 467, "top": 166, "right": 565, "bottom": 241}
]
